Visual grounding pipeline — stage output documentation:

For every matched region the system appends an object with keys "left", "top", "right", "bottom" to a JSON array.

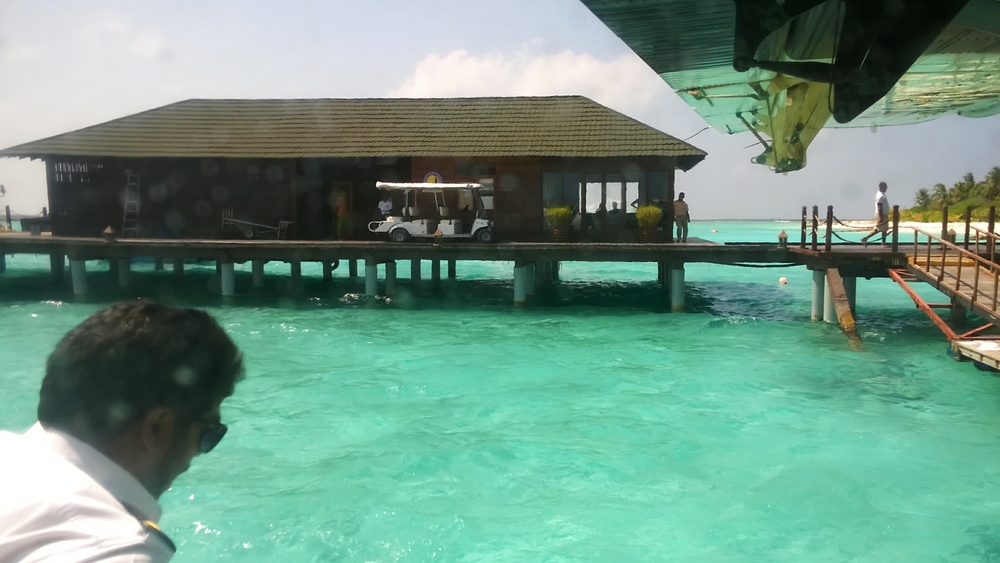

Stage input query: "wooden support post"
[
  {"left": 365, "top": 259, "right": 377, "bottom": 296},
  {"left": 552, "top": 260, "right": 560, "bottom": 281},
  {"left": 526, "top": 263, "right": 536, "bottom": 297},
  {"left": 950, "top": 297, "right": 968, "bottom": 327},
  {"left": 220, "top": 262, "right": 235, "bottom": 296},
  {"left": 891, "top": 205, "right": 900, "bottom": 253},
  {"left": 71, "top": 260, "right": 87, "bottom": 296},
  {"left": 109, "top": 258, "right": 119, "bottom": 279},
  {"left": 50, "top": 254, "right": 64, "bottom": 284},
  {"left": 0, "top": 252, "right": 5, "bottom": 274},
  {"left": 348, "top": 259, "right": 358, "bottom": 278},
  {"left": 825, "top": 205, "right": 833, "bottom": 253},
  {"left": 411, "top": 259, "right": 421, "bottom": 286},
  {"left": 431, "top": 260, "right": 441, "bottom": 284},
  {"left": 811, "top": 269, "right": 825, "bottom": 321},
  {"left": 290, "top": 261, "right": 302, "bottom": 287},
  {"left": 117, "top": 258, "right": 131, "bottom": 287},
  {"left": 4, "top": 205, "right": 11, "bottom": 230},
  {"left": 670, "top": 263, "right": 685, "bottom": 311},
  {"left": 826, "top": 268, "right": 861, "bottom": 342},
  {"left": 800, "top": 206, "right": 807, "bottom": 248},
  {"left": 322, "top": 261, "right": 333, "bottom": 282},
  {"left": 448, "top": 259, "right": 457, "bottom": 280},
  {"left": 964, "top": 207, "right": 972, "bottom": 250},
  {"left": 941, "top": 205, "right": 949, "bottom": 239},
  {"left": 811, "top": 205, "right": 819, "bottom": 252},
  {"left": 990, "top": 206, "right": 997, "bottom": 261},
  {"left": 385, "top": 261, "right": 397, "bottom": 296},
  {"left": 172, "top": 258, "right": 184, "bottom": 284},
  {"left": 252, "top": 260, "right": 265, "bottom": 288},
  {"left": 843, "top": 276, "right": 857, "bottom": 317},
  {"left": 155, "top": 258, "right": 164, "bottom": 271}
]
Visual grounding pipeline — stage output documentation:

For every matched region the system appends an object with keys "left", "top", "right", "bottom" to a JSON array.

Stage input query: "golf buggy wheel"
[
  {"left": 390, "top": 228, "right": 410, "bottom": 243},
  {"left": 244, "top": 229, "right": 255, "bottom": 239},
  {"left": 477, "top": 228, "right": 495, "bottom": 243}
]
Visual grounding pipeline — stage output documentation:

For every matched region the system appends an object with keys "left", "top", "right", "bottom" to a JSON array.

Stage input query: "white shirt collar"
[{"left": 24, "top": 422, "right": 163, "bottom": 522}]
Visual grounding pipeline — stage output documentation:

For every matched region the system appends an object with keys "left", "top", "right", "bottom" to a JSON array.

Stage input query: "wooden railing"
[
  {"left": 911, "top": 227, "right": 1000, "bottom": 313},
  {"left": 969, "top": 225, "right": 1000, "bottom": 258}
]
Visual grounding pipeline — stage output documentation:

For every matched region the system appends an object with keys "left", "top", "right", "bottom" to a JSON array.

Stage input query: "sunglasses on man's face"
[{"left": 176, "top": 413, "right": 228, "bottom": 454}]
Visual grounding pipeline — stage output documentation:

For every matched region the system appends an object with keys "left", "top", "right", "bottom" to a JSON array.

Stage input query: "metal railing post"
[{"left": 964, "top": 206, "right": 972, "bottom": 250}]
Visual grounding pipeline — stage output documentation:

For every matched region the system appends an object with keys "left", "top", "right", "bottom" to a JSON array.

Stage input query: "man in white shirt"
[
  {"left": 377, "top": 194, "right": 393, "bottom": 219},
  {"left": 861, "top": 181, "right": 891, "bottom": 246},
  {"left": 0, "top": 301, "right": 245, "bottom": 562}
]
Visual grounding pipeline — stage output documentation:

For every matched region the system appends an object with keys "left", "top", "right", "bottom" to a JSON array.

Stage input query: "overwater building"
[{"left": 0, "top": 96, "right": 705, "bottom": 241}]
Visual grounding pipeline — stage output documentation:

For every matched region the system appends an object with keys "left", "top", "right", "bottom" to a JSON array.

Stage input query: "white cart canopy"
[{"left": 375, "top": 182, "right": 483, "bottom": 191}]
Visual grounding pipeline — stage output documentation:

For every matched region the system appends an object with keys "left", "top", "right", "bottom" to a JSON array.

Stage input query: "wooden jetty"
[{"left": 3, "top": 202, "right": 1000, "bottom": 372}]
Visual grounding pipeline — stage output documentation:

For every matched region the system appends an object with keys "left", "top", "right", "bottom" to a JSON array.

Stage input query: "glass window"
[
  {"left": 605, "top": 174, "right": 623, "bottom": 213},
  {"left": 648, "top": 172, "right": 668, "bottom": 204},
  {"left": 562, "top": 173, "right": 581, "bottom": 212},
  {"left": 583, "top": 174, "right": 602, "bottom": 213},
  {"left": 625, "top": 182, "right": 639, "bottom": 213},
  {"left": 543, "top": 172, "right": 562, "bottom": 208}
]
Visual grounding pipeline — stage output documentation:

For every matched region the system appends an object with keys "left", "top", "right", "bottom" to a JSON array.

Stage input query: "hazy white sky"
[{"left": 1, "top": 0, "right": 998, "bottom": 219}]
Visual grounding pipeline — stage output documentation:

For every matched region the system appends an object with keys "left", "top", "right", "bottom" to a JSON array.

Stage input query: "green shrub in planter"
[
  {"left": 636, "top": 205, "right": 663, "bottom": 228},
  {"left": 545, "top": 206, "right": 574, "bottom": 228}
]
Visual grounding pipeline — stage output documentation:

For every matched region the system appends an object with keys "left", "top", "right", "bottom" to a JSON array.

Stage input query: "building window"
[{"left": 54, "top": 161, "right": 102, "bottom": 184}]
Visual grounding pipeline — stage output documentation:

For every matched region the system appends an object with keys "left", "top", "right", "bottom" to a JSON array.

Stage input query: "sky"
[{"left": 1, "top": 0, "right": 998, "bottom": 220}]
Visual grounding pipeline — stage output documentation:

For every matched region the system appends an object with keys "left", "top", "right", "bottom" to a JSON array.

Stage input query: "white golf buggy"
[{"left": 368, "top": 181, "right": 497, "bottom": 243}]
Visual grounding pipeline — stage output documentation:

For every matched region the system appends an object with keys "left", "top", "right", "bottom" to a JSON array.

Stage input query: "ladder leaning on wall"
[{"left": 121, "top": 173, "right": 140, "bottom": 237}]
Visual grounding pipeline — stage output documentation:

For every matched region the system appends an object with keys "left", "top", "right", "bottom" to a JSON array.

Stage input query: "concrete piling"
[
  {"left": 811, "top": 269, "right": 825, "bottom": 321},
  {"left": 365, "top": 259, "right": 378, "bottom": 296},
  {"left": 71, "top": 260, "right": 87, "bottom": 296}
]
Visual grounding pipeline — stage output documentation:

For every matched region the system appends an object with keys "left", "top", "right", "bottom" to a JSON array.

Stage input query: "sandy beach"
[{"left": 838, "top": 220, "right": 992, "bottom": 234}]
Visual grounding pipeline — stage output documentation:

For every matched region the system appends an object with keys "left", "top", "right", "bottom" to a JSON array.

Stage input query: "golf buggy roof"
[{"left": 375, "top": 181, "right": 483, "bottom": 191}]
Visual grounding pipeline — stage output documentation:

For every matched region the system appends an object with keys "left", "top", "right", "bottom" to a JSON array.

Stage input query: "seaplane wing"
[{"left": 580, "top": 0, "right": 1000, "bottom": 173}]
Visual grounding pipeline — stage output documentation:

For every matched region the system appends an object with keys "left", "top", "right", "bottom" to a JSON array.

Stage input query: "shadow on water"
[{"left": 0, "top": 266, "right": 820, "bottom": 320}]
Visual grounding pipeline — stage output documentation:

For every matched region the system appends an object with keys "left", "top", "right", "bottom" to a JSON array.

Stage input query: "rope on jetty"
[{"left": 728, "top": 262, "right": 799, "bottom": 268}]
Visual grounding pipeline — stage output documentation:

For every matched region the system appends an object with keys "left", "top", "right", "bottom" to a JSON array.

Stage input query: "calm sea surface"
[{"left": 2, "top": 221, "right": 999, "bottom": 562}]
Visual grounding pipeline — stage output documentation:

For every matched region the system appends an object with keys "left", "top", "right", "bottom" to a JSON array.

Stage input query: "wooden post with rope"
[
  {"left": 800, "top": 206, "right": 807, "bottom": 248},
  {"left": 825, "top": 205, "right": 833, "bottom": 253},
  {"left": 891, "top": 205, "right": 900, "bottom": 253},
  {"left": 811, "top": 205, "right": 819, "bottom": 252}
]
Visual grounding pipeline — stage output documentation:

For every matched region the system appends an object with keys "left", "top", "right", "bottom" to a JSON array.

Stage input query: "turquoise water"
[{"left": 2, "top": 221, "right": 1000, "bottom": 562}]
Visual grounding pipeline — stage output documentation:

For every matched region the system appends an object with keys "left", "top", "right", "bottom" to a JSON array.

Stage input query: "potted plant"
[
  {"left": 545, "top": 205, "right": 573, "bottom": 242},
  {"left": 636, "top": 205, "right": 662, "bottom": 243}
]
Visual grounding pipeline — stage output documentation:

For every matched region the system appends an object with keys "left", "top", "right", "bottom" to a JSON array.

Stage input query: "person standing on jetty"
[
  {"left": 861, "top": 182, "right": 890, "bottom": 247},
  {"left": 0, "top": 301, "right": 245, "bottom": 563},
  {"left": 673, "top": 192, "right": 690, "bottom": 243}
]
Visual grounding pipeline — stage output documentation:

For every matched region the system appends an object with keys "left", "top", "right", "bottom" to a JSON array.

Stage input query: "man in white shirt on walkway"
[
  {"left": 0, "top": 301, "right": 245, "bottom": 562},
  {"left": 861, "top": 181, "right": 891, "bottom": 246}
]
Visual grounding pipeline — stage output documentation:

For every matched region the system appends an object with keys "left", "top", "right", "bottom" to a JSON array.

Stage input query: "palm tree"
[
  {"left": 950, "top": 173, "right": 975, "bottom": 203},
  {"left": 932, "top": 183, "right": 949, "bottom": 207},
  {"left": 983, "top": 166, "right": 1000, "bottom": 201},
  {"left": 913, "top": 188, "right": 932, "bottom": 209}
]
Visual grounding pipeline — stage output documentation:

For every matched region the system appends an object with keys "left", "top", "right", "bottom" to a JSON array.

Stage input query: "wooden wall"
[{"left": 46, "top": 154, "right": 679, "bottom": 240}]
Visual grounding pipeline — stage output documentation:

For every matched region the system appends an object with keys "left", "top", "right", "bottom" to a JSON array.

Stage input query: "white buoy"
[{"left": 779, "top": 277, "right": 788, "bottom": 285}]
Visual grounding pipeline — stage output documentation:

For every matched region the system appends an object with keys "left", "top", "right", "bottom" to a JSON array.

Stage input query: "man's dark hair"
[
  {"left": 879, "top": 182, "right": 888, "bottom": 190},
  {"left": 38, "top": 301, "right": 245, "bottom": 442}
]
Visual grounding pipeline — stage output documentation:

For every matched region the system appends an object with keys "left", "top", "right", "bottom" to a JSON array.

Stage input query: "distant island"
[{"left": 902, "top": 166, "right": 1000, "bottom": 222}]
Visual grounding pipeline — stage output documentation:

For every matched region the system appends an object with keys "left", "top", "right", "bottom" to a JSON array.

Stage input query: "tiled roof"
[{"left": 0, "top": 96, "right": 706, "bottom": 168}]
